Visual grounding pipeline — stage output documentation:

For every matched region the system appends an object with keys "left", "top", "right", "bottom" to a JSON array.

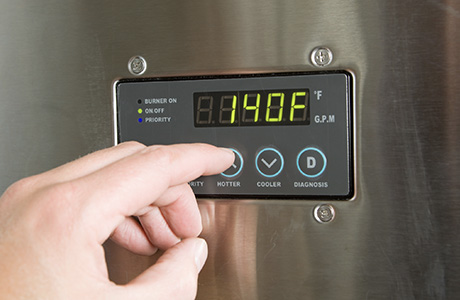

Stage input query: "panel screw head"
[
  {"left": 128, "top": 56, "right": 147, "bottom": 76},
  {"left": 313, "top": 204, "right": 336, "bottom": 223},
  {"left": 310, "top": 47, "right": 333, "bottom": 67}
]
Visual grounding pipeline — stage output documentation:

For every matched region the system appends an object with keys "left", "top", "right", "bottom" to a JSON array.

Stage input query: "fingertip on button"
[
  {"left": 221, "top": 148, "right": 243, "bottom": 178},
  {"left": 219, "top": 147, "right": 236, "bottom": 156}
]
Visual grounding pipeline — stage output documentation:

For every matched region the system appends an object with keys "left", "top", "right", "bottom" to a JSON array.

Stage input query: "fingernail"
[
  {"left": 219, "top": 147, "right": 234, "bottom": 155},
  {"left": 194, "top": 238, "right": 208, "bottom": 271}
]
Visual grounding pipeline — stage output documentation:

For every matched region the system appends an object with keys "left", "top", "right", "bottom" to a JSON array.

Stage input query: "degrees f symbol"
[{"left": 314, "top": 90, "right": 322, "bottom": 100}]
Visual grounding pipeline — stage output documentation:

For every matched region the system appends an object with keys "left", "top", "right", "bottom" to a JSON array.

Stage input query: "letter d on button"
[{"left": 307, "top": 157, "right": 316, "bottom": 169}]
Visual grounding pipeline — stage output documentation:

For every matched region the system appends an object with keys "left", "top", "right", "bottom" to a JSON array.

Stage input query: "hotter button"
[
  {"left": 297, "top": 147, "right": 327, "bottom": 178},
  {"left": 256, "top": 148, "right": 284, "bottom": 177},
  {"left": 221, "top": 148, "right": 244, "bottom": 178}
]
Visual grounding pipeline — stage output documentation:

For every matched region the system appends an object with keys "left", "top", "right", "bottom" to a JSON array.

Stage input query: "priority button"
[
  {"left": 297, "top": 147, "right": 327, "bottom": 178},
  {"left": 221, "top": 148, "right": 244, "bottom": 178}
]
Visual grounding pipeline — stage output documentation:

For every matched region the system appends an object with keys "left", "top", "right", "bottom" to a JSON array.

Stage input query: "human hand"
[{"left": 0, "top": 142, "right": 234, "bottom": 299}]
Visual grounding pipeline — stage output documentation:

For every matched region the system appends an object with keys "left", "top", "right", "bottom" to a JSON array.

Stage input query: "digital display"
[
  {"left": 116, "top": 71, "right": 353, "bottom": 199},
  {"left": 193, "top": 89, "right": 310, "bottom": 127}
]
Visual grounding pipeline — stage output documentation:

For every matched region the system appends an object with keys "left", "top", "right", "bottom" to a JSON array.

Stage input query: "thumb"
[{"left": 118, "top": 238, "right": 208, "bottom": 300}]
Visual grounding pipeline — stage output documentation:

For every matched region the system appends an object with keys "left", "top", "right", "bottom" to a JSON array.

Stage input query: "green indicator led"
[{"left": 138, "top": 108, "right": 143, "bottom": 114}]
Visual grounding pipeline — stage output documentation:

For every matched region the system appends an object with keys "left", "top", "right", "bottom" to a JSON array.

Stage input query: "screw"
[
  {"left": 128, "top": 56, "right": 147, "bottom": 76},
  {"left": 313, "top": 204, "right": 336, "bottom": 223},
  {"left": 310, "top": 47, "right": 333, "bottom": 67}
]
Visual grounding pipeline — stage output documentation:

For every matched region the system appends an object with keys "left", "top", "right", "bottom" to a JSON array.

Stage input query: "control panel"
[{"left": 115, "top": 71, "right": 353, "bottom": 199}]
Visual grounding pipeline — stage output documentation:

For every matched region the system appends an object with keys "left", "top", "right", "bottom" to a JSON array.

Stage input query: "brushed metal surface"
[{"left": 0, "top": 1, "right": 459, "bottom": 299}]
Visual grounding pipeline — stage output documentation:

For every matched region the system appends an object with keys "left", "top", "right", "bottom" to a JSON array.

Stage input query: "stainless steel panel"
[{"left": 0, "top": 1, "right": 459, "bottom": 299}]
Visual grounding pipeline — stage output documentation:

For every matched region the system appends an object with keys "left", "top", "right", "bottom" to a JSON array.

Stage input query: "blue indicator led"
[{"left": 138, "top": 118, "right": 143, "bottom": 123}]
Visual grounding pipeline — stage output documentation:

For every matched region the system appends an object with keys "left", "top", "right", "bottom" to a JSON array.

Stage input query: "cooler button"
[
  {"left": 297, "top": 147, "right": 327, "bottom": 178},
  {"left": 255, "top": 148, "right": 284, "bottom": 178}
]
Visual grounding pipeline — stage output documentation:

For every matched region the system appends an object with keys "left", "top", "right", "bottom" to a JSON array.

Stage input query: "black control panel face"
[{"left": 115, "top": 72, "right": 353, "bottom": 199}]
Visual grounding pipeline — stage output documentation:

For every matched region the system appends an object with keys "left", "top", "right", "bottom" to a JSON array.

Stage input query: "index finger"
[{"left": 75, "top": 143, "right": 234, "bottom": 242}]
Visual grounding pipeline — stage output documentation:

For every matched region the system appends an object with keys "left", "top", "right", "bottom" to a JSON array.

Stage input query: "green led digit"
[
  {"left": 242, "top": 93, "right": 260, "bottom": 122},
  {"left": 231, "top": 95, "right": 237, "bottom": 123},
  {"left": 266, "top": 93, "right": 284, "bottom": 122},
  {"left": 219, "top": 95, "right": 237, "bottom": 124},
  {"left": 290, "top": 91, "right": 307, "bottom": 121}
]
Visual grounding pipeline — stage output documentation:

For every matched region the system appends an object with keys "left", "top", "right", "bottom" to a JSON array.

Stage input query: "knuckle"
[
  {"left": 46, "top": 181, "right": 79, "bottom": 202},
  {"left": 147, "top": 146, "right": 176, "bottom": 168},
  {"left": 0, "top": 177, "right": 83, "bottom": 239},
  {"left": 36, "top": 182, "right": 80, "bottom": 224},
  {"left": 118, "top": 140, "right": 146, "bottom": 152},
  {"left": 2, "top": 176, "right": 38, "bottom": 200},
  {"left": 2, "top": 181, "right": 80, "bottom": 236}
]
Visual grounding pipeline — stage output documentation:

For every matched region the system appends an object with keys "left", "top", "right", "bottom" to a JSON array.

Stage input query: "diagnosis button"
[
  {"left": 256, "top": 148, "right": 284, "bottom": 178},
  {"left": 297, "top": 147, "right": 327, "bottom": 178}
]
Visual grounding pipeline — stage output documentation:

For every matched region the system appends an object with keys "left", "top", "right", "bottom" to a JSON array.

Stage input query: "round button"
[
  {"left": 221, "top": 148, "right": 244, "bottom": 178},
  {"left": 255, "top": 148, "right": 284, "bottom": 178},
  {"left": 297, "top": 147, "right": 327, "bottom": 178}
]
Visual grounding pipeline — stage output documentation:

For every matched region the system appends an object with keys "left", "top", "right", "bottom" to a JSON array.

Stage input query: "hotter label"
[{"left": 217, "top": 181, "right": 241, "bottom": 187}]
